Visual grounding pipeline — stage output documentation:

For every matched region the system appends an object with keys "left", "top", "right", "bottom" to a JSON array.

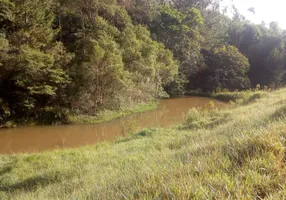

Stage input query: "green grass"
[
  {"left": 211, "top": 90, "right": 267, "bottom": 105},
  {"left": 69, "top": 102, "right": 158, "bottom": 124},
  {"left": 186, "top": 89, "right": 268, "bottom": 105},
  {"left": 1, "top": 89, "right": 286, "bottom": 199}
]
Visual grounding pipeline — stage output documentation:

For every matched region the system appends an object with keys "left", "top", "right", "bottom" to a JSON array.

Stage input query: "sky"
[{"left": 221, "top": 0, "right": 286, "bottom": 29}]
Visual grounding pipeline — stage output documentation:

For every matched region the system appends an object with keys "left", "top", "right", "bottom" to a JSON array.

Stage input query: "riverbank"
[
  {"left": 0, "top": 102, "right": 158, "bottom": 129},
  {"left": 187, "top": 89, "right": 268, "bottom": 105},
  {"left": 68, "top": 102, "right": 158, "bottom": 124},
  {"left": 0, "top": 97, "right": 225, "bottom": 154},
  {"left": 1, "top": 89, "right": 286, "bottom": 199},
  {"left": 1, "top": 89, "right": 263, "bottom": 129}
]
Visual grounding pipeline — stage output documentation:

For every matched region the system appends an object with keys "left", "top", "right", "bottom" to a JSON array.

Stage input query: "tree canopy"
[{"left": 1, "top": 0, "right": 286, "bottom": 125}]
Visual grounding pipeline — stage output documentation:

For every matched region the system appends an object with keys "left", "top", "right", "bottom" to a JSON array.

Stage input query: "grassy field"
[{"left": 1, "top": 89, "right": 286, "bottom": 199}]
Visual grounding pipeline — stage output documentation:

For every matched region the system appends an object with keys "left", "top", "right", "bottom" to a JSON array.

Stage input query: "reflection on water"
[{"left": 0, "top": 97, "right": 226, "bottom": 154}]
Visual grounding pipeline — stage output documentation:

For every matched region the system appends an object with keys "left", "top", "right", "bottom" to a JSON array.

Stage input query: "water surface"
[{"left": 0, "top": 97, "right": 226, "bottom": 154}]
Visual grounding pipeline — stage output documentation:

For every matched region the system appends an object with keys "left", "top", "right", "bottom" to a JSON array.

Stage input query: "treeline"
[{"left": 0, "top": 0, "right": 286, "bottom": 125}]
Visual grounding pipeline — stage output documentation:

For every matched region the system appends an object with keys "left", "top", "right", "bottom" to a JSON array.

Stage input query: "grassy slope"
[
  {"left": 211, "top": 90, "right": 267, "bottom": 105},
  {"left": 1, "top": 89, "right": 286, "bottom": 199}
]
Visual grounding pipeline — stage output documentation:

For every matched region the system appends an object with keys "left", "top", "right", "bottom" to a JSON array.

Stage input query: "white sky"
[{"left": 221, "top": 0, "right": 286, "bottom": 29}]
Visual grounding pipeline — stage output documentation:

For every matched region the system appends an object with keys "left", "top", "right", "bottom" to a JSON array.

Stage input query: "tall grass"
[
  {"left": 211, "top": 90, "right": 267, "bottom": 105},
  {"left": 1, "top": 89, "right": 286, "bottom": 199}
]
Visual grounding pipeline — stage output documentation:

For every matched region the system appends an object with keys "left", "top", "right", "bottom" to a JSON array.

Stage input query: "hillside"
[
  {"left": 1, "top": 89, "right": 286, "bottom": 199},
  {"left": 2, "top": 0, "right": 286, "bottom": 127}
]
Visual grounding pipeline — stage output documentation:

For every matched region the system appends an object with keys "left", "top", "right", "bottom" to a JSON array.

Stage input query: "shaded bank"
[
  {"left": 68, "top": 102, "right": 158, "bottom": 124},
  {"left": 0, "top": 103, "right": 159, "bottom": 129}
]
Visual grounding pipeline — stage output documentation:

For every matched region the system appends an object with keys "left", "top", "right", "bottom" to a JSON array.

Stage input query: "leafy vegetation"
[
  {"left": 2, "top": 1, "right": 286, "bottom": 198},
  {"left": 2, "top": 0, "right": 286, "bottom": 125},
  {"left": 2, "top": 88, "right": 286, "bottom": 199},
  {"left": 69, "top": 102, "right": 157, "bottom": 124},
  {"left": 212, "top": 90, "right": 267, "bottom": 105},
  {"left": 0, "top": 0, "right": 178, "bottom": 125}
]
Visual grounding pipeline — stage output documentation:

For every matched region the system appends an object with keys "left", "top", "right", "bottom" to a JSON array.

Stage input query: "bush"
[
  {"left": 36, "top": 107, "right": 69, "bottom": 125},
  {"left": 183, "top": 108, "right": 231, "bottom": 129},
  {"left": 212, "top": 90, "right": 266, "bottom": 105}
]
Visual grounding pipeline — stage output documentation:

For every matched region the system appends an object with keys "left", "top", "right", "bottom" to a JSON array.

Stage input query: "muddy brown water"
[{"left": 0, "top": 97, "right": 226, "bottom": 154}]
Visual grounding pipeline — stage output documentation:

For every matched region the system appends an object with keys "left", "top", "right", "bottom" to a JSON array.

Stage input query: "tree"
[
  {"left": 56, "top": 0, "right": 178, "bottom": 114},
  {"left": 150, "top": 5, "right": 204, "bottom": 87},
  {"left": 270, "top": 21, "right": 281, "bottom": 36},
  {"left": 249, "top": 37, "right": 286, "bottom": 87},
  {"left": 0, "top": 0, "right": 14, "bottom": 25},
  {"left": 3, "top": 0, "right": 286, "bottom": 126},
  {"left": 239, "top": 24, "right": 261, "bottom": 54},
  {"left": 0, "top": 0, "right": 71, "bottom": 124},
  {"left": 194, "top": 46, "right": 250, "bottom": 91}
]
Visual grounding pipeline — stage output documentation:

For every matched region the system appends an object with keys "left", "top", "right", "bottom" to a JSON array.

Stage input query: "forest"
[{"left": 1, "top": 0, "right": 286, "bottom": 126}]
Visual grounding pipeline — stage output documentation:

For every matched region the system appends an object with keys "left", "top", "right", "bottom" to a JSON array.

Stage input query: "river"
[{"left": 0, "top": 97, "right": 226, "bottom": 154}]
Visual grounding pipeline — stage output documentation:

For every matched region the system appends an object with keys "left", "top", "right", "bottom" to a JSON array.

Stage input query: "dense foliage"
[
  {"left": 0, "top": 0, "right": 178, "bottom": 125},
  {"left": 1, "top": 0, "right": 286, "bottom": 125}
]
